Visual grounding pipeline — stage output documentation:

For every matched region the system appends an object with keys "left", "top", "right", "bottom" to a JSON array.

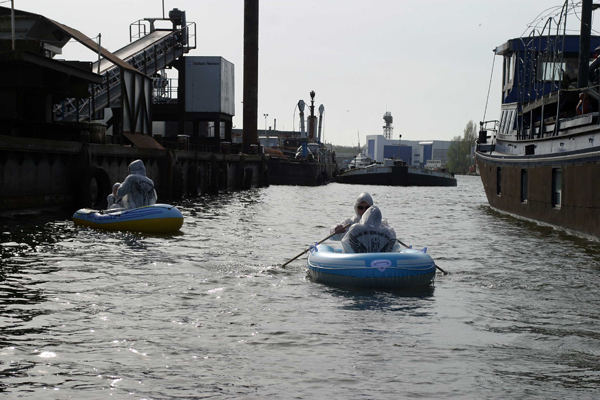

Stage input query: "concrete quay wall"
[{"left": 0, "top": 135, "right": 268, "bottom": 213}]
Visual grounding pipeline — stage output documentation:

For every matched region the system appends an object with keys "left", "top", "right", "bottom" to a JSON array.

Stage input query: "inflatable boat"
[
  {"left": 307, "top": 244, "right": 436, "bottom": 288},
  {"left": 73, "top": 204, "right": 183, "bottom": 233}
]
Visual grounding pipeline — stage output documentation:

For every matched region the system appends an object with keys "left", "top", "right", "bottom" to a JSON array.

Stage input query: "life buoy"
[
  {"left": 187, "top": 164, "right": 206, "bottom": 197},
  {"left": 209, "top": 164, "right": 228, "bottom": 193},
  {"left": 76, "top": 165, "right": 112, "bottom": 210}
]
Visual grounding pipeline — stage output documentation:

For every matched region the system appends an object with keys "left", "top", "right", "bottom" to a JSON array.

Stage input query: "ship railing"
[
  {"left": 480, "top": 120, "right": 498, "bottom": 133},
  {"left": 514, "top": 3, "right": 568, "bottom": 139},
  {"left": 477, "top": 120, "right": 498, "bottom": 152},
  {"left": 517, "top": 7, "right": 567, "bottom": 106},
  {"left": 53, "top": 22, "right": 196, "bottom": 123}
]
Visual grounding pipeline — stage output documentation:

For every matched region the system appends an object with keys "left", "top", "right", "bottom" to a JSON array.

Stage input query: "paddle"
[
  {"left": 281, "top": 223, "right": 352, "bottom": 268},
  {"left": 397, "top": 239, "right": 448, "bottom": 275}
]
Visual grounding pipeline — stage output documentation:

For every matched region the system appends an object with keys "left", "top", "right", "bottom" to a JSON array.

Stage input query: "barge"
[
  {"left": 267, "top": 91, "right": 338, "bottom": 186},
  {"left": 337, "top": 159, "right": 457, "bottom": 186}
]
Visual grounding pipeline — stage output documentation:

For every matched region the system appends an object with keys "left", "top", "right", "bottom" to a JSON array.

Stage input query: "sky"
[{"left": 6, "top": 0, "right": 594, "bottom": 146}]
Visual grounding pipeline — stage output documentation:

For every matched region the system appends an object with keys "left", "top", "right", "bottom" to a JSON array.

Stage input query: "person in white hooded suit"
[
  {"left": 106, "top": 182, "right": 124, "bottom": 209},
  {"left": 117, "top": 160, "right": 157, "bottom": 209},
  {"left": 329, "top": 192, "right": 392, "bottom": 241},
  {"left": 341, "top": 206, "right": 399, "bottom": 253}
]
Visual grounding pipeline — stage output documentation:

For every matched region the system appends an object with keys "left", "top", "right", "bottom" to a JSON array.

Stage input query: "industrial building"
[{"left": 365, "top": 135, "right": 452, "bottom": 168}]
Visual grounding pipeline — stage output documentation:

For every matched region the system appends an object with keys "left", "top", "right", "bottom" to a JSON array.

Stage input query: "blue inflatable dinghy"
[
  {"left": 73, "top": 204, "right": 183, "bottom": 233},
  {"left": 307, "top": 244, "right": 436, "bottom": 288}
]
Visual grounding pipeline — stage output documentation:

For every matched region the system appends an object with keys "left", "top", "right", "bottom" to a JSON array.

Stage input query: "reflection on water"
[{"left": 1, "top": 176, "right": 600, "bottom": 398}]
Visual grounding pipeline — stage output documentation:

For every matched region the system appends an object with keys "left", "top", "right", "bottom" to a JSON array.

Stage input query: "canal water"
[{"left": 1, "top": 175, "right": 600, "bottom": 399}]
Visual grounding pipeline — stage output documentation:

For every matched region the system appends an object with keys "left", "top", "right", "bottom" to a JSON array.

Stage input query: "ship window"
[
  {"left": 521, "top": 169, "right": 528, "bottom": 203},
  {"left": 525, "top": 144, "right": 535, "bottom": 155},
  {"left": 508, "top": 109, "right": 517, "bottom": 133},
  {"left": 504, "top": 54, "right": 516, "bottom": 88},
  {"left": 499, "top": 110, "right": 507, "bottom": 133},
  {"left": 552, "top": 168, "right": 562, "bottom": 207},
  {"left": 498, "top": 109, "right": 517, "bottom": 134},
  {"left": 496, "top": 167, "right": 502, "bottom": 195},
  {"left": 539, "top": 61, "right": 565, "bottom": 81}
]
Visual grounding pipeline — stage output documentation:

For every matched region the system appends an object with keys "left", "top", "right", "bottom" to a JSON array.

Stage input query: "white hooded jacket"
[
  {"left": 329, "top": 192, "right": 391, "bottom": 240},
  {"left": 117, "top": 160, "right": 157, "bottom": 209},
  {"left": 107, "top": 182, "right": 124, "bottom": 209},
  {"left": 341, "top": 206, "right": 399, "bottom": 253}
]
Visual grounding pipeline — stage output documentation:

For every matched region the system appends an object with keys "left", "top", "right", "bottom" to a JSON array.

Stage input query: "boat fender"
[
  {"left": 371, "top": 259, "right": 392, "bottom": 271},
  {"left": 243, "top": 167, "right": 253, "bottom": 190},
  {"left": 187, "top": 164, "right": 206, "bottom": 197},
  {"left": 76, "top": 165, "right": 112, "bottom": 210}
]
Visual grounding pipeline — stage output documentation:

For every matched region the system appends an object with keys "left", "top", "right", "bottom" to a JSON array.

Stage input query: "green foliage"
[
  {"left": 446, "top": 120, "right": 477, "bottom": 174},
  {"left": 332, "top": 144, "right": 361, "bottom": 154}
]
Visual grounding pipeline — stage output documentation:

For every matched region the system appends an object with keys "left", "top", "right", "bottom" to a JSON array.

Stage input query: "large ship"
[
  {"left": 476, "top": 0, "right": 600, "bottom": 239},
  {"left": 337, "top": 112, "right": 456, "bottom": 186}
]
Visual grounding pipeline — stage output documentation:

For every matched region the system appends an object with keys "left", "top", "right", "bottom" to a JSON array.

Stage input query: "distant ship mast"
[{"left": 383, "top": 111, "right": 393, "bottom": 140}]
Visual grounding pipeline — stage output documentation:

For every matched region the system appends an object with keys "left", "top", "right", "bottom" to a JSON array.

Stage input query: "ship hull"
[
  {"left": 268, "top": 157, "right": 338, "bottom": 186},
  {"left": 475, "top": 148, "right": 600, "bottom": 239},
  {"left": 337, "top": 165, "right": 457, "bottom": 186}
]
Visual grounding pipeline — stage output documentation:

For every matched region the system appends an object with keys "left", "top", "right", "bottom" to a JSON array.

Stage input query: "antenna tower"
[{"left": 383, "top": 111, "right": 393, "bottom": 140}]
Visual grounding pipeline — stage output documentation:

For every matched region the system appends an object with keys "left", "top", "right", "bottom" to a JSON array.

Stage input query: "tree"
[{"left": 446, "top": 120, "right": 477, "bottom": 174}]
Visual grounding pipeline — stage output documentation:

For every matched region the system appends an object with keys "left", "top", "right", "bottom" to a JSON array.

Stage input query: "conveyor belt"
[
  {"left": 93, "top": 30, "right": 173, "bottom": 74},
  {"left": 56, "top": 26, "right": 191, "bottom": 122}
]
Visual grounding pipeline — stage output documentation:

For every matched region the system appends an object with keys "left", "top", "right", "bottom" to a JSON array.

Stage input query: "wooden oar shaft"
[
  {"left": 396, "top": 239, "right": 448, "bottom": 275},
  {"left": 281, "top": 223, "right": 351, "bottom": 268}
]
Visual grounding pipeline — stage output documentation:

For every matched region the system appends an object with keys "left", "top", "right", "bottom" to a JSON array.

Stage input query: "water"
[{"left": 1, "top": 175, "right": 600, "bottom": 399}]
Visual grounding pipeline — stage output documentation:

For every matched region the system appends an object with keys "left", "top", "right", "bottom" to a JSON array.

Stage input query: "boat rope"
[{"left": 482, "top": 51, "right": 496, "bottom": 124}]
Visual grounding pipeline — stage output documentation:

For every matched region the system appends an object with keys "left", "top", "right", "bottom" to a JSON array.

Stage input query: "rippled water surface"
[{"left": 1, "top": 175, "right": 600, "bottom": 399}]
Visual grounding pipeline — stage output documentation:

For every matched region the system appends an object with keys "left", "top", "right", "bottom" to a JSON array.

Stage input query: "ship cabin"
[{"left": 482, "top": 34, "right": 600, "bottom": 151}]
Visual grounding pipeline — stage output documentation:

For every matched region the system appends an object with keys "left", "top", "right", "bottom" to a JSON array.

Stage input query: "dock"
[{"left": 0, "top": 4, "right": 269, "bottom": 213}]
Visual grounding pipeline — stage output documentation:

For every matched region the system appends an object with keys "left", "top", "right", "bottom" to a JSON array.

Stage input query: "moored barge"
[
  {"left": 267, "top": 91, "right": 338, "bottom": 186},
  {"left": 337, "top": 159, "right": 457, "bottom": 186}
]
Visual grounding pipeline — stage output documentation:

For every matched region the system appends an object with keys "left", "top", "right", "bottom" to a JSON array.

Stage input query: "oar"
[
  {"left": 397, "top": 239, "right": 448, "bottom": 275},
  {"left": 281, "top": 224, "right": 352, "bottom": 268}
]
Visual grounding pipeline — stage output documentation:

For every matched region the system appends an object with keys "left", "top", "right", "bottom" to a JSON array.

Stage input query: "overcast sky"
[{"left": 10, "top": 0, "right": 595, "bottom": 146}]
